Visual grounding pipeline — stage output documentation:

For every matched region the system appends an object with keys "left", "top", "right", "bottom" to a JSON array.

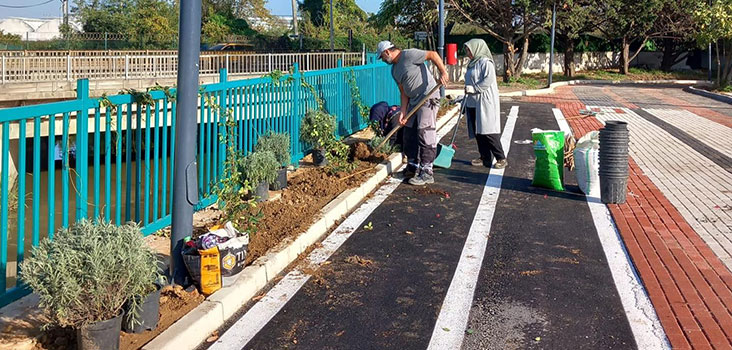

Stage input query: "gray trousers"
[{"left": 403, "top": 98, "right": 438, "bottom": 174}]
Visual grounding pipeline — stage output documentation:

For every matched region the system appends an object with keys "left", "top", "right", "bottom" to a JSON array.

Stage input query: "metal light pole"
[
  {"left": 171, "top": 0, "right": 201, "bottom": 286},
  {"left": 438, "top": 0, "right": 445, "bottom": 98},
  {"left": 548, "top": 1, "right": 557, "bottom": 87},
  {"left": 291, "top": 0, "right": 299, "bottom": 36},
  {"left": 708, "top": 0, "right": 713, "bottom": 82},
  {"left": 329, "top": 0, "right": 335, "bottom": 52}
]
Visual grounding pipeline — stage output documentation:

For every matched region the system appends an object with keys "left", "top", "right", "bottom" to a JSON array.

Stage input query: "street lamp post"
[
  {"left": 330, "top": 0, "right": 335, "bottom": 52},
  {"left": 171, "top": 0, "right": 201, "bottom": 286},
  {"left": 708, "top": 0, "right": 713, "bottom": 82},
  {"left": 438, "top": 0, "right": 445, "bottom": 98},
  {"left": 548, "top": 1, "right": 557, "bottom": 87}
]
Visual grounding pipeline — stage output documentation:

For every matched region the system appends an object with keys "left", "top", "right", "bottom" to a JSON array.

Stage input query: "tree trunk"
[
  {"left": 504, "top": 42, "right": 515, "bottom": 83},
  {"left": 716, "top": 40, "right": 721, "bottom": 84},
  {"left": 564, "top": 38, "right": 576, "bottom": 78},
  {"left": 515, "top": 36, "right": 530, "bottom": 77},
  {"left": 660, "top": 38, "right": 677, "bottom": 72},
  {"left": 620, "top": 36, "right": 630, "bottom": 74}
]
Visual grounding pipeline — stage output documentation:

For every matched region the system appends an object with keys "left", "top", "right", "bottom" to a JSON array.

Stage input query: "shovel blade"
[{"left": 434, "top": 143, "right": 455, "bottom": 168}]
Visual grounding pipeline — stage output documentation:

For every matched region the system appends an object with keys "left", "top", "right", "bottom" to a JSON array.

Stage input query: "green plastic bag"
[{"left": 532, "top": 130, "right": 565, "bottom": 191}]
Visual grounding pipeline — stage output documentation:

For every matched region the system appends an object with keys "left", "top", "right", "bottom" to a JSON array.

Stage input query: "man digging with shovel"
[{"left": 377, "top": 40, "right": 450, "bottom": 186}]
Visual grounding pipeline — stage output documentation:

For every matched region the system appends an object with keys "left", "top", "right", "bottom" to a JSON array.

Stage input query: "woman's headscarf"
[{"left": 464, "top": 39, "right": 494, "bottom": 68}]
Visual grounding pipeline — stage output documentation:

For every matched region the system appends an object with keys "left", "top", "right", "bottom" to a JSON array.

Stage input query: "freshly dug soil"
[
  {"left": 351, "top": 142, "right": 371, "bottom": 161},
  {"left": 246, "top": 161, "right": 377, "bottom": 265},
  {"left": 119, "top": 286, "right": 204, "bottom": 350},
  {"left": 30, "top": 285, "right": 204, "bottom": 350}
]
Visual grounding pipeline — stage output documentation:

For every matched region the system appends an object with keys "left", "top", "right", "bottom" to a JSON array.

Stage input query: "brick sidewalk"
[{"left": 525, "top": 86, "right": 732, "bottom": 349}]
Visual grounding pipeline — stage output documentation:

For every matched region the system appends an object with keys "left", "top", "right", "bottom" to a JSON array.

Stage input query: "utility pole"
[
  {"left": 62, "top": 0, "right": 69, "bottom": 27},
  {"left": 548, "top": 1, "right": 557, "bottom": 87},
  {"left": 329, "top": 0, "right": 335, "bottom": 52},
  {"left": 290, "top": 0, "right": 299, "bottom": 36},
  {"left": 438, "top": 0, "right": 445, "bottom": 98},
  {"left": 171, "top": 0, "right": 202, "bottom": 286},
  {"left": 708, "top": 0, "right": 713, "bottom": 82}
]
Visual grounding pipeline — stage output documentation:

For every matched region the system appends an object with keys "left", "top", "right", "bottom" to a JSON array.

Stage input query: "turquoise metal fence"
[{"left": 0, "top": 60, "right": 399, "bottom": 306}]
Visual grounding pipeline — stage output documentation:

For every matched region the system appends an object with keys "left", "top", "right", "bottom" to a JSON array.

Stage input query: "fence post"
[
  {"left": 124, "top": 54, "right": 129, "bottom": 79},
  {"left": 342, "top": 52, "right": 345, "bottom": 66},
  {"left": 362, "top": 44, "right": 365, "bottom": 65},
  {"left": 225, "top": 54, "right": 230, "bottom": 72},
  {"left": 292, "top": 63, "right": 301, "bottom": 161},
  {"left": 1, "top": 56, "right": 5, "bottom": 84},
  {"left": 75, "top": 79, "right": 90, "bottom": 220},
  {"left": 268, "top": 53, "right": 273, "bottom": 72},
  {"left": 67, "top": 55, "right": 72, "bottom": 81},
  {"left": 306, "top": 52, "right": 311, "bottom": 71},
  {"left": 218, "top": 68, "right": 228, "bottom": 175}
]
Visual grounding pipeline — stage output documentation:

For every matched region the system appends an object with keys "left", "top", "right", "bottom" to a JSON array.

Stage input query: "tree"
[
  {"left": 0, "top": 30, "right": 22, "bottom": 47},
  {"left": 652, "top": 0, "right": 703, "bottom": 72},
  {"left": 448, "top": 0, "right": 547, "bottom": 82},
  {"left": 550, "top": 0, "right": 605, "bottom": 77},
  {"left": 595, "top": 0, "right": 664, "bottom": 74},
  {"left": 301, "top": 0, "right": 383, "bottom": 50},
  {"left": 694, "top": 0, "right": 732, "bottom": 86},
  {"left": 371, "top": 0, "right": 461, "bottom": 51},
  {"left": 74, "top": 0, "right": 178, "bottom": 48}
]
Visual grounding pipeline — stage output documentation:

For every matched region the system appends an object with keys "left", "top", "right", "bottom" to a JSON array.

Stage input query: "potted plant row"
[
  {"left": 254, "top": 132, "right": 291, "bottom": 191},
  {"left": 21, "top": 219, "right": 163, "bottom": 350}
]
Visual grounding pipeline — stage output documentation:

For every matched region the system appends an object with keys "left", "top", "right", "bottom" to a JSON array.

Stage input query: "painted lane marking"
[
  {"left": 554, "top": 108, "right": 670, "bottom": 350},
  {"left": 426, "top": 105, "right": 519, "bottom": 350}
]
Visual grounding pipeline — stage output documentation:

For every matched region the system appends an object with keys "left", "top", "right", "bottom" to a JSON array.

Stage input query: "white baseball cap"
[{"left": 377, "top": 40, "right": 395, "bottom": 59}]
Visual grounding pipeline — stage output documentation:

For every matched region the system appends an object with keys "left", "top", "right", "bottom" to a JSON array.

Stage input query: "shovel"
[
  {"left": 433, "top": 97, "right": 466, "bottom": 169},
  {"left": 374, "top": 83, "right": 443, "bottom": 151}
]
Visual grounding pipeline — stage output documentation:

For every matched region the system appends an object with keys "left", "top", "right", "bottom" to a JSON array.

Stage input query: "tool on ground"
[
  {"left": 433, "top": 96, "right": 466, "bottom": 168},
  {"left": 374, "top": 83, "right": 443, "bottom": 151}
]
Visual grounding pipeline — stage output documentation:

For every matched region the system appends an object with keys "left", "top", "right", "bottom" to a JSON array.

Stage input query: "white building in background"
[
  {"left": 246, "top": 15, "right": 301, "bottom": 31},
  {"left": 0, "top": 17, "right": 82, "bottom": 41}
]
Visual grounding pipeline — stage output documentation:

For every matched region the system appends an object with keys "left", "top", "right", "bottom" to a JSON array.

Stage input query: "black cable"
[{"left": 0, "top": 0, "right": 55, "bottom": 9}]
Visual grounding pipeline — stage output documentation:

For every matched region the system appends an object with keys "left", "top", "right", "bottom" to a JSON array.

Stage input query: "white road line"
[
  {"left": 553, "top": 109, "right": 670, "bottom": 350},
  {"left": 426, "top": 105, "right": 519, "bottom": 350},
  {"left": 210, "top": 109, "right": 464, "bottom": 350}
]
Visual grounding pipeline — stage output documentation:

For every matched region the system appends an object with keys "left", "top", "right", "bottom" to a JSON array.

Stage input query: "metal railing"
[
  {"left": 0, "top": 59, "right": 399, "bottom": 306},
  {"left": 0, "top": 52, "right": 365, "bottom": 83}
]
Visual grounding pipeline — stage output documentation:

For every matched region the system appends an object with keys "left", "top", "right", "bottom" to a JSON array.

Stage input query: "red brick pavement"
[{"left": 525, "top": 86, "right": 732, "bottom": 349}]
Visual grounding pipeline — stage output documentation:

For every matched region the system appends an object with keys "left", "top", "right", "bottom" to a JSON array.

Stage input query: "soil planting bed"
[
  {"left": 22, "top": 142, "right": 390, "bottom": 350},
  {"left": 30, "top": 285, "right": 204, "bottom": 350}
]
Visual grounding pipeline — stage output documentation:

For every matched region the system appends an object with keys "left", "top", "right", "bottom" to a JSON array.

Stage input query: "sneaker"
[
  {"left": 494, "top": 159, "right": 508, "bottom": 169},
  {"left": 471, "top": 158, "right": 484, "bottom": 167},
  {"left": 408, "top": 172, "right": 435, "bottom": 186}
]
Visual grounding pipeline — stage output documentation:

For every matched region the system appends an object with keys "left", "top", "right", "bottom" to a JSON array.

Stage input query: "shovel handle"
[{"left": 375, "top": 83, "right": 443, "bottom": 151}]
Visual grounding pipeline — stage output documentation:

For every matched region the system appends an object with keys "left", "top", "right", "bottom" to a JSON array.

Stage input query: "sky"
[{"left": 0, "top": 0, "right": 383, "bottom": 19}]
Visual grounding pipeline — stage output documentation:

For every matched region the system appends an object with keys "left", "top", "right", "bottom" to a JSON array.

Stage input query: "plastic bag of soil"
[
  {"left": 574, "top": 131, "right": 600, "bottom": 196},
  {"left": 531, "top": 129, "right": 565, "bottom": 191},
  {"left": 183, "top": 222, "right": 249, "bottom": 295}
]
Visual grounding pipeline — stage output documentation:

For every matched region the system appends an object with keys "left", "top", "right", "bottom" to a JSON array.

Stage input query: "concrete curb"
[
  {"left": 499, "top": 79, "right": 713, "bottom": 98},
  {"left": 143, "top": 107, "right": 461, "bottom": 350},
  {"left": 685, "top": 86, "right": 732, "bottom": 105}
]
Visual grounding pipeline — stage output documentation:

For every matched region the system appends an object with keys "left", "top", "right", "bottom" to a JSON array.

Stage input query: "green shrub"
[
  {"left": 300, "top": 109, "right": 336, "bottom": 150},
  {"left": 325, "top": 140, "right": 358, "bottom": 174},
  {"left": 369, "top": 136, "right": 400, "bottom": 155},
  {"left": 254, "top": 132, "right": 291, "bottom": 167},
  {"left": 20, "top": 219, "right": 161, "bottom": 329},
  {"left": 240, "top": 151, "right": 279, "bottom": 186}
]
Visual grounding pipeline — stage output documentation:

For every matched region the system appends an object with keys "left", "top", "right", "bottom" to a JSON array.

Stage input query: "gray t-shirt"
[{"left": 391, "top": 49, "right": 437, "bottom": 105}]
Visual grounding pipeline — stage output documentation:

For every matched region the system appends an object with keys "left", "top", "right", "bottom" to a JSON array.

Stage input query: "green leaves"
[{"left": 20, "top": 219, "right": 161, "bottom": 329}]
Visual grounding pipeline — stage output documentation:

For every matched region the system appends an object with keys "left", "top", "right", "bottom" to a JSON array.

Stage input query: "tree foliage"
[
  {"left": 694, "top": 0, "right": 732, "bottom": 86},
  {"left": 448, "top": 0, "right": 548, "bottom": 82}
]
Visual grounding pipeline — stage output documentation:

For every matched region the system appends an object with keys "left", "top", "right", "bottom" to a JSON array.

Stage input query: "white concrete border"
[
  {"left": 685, "top": 86, "right": 732, "bottom": 105},
  {"left": 552, "top": 109, "right": 670, "bottom": 350},
  {"left": 142, "top": 105, "right": 462, "bottom": 350},
  {"left": 499, "top": 79, "right": 712, "bottom": 98}
]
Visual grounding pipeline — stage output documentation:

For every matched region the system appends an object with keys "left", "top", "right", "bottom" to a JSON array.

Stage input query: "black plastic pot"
[
  {"left": 255, "top": 181, "right": 269, "bottom": 202},
  {"left": 603, "top": 120, "right": 629, "bottom": 130},
  {"left": 269, "top": 168, "right": 288, "bottom": 191},
  {"left": 600, "top": 175, "right": 629, "bottom": 204},
  {"left": 77, "top": 313, "right": 122, "bottom": 350},
  {"left": 122, "top": 284, "right": 162, "bottom": 334},
  {"left": 312, "top": 149, "right": 328, "bottom": 167}
]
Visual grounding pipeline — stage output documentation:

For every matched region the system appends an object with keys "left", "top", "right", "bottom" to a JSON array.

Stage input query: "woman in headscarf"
[{"left": 463, "top": 39, "right": 507, "bottom": 169}]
